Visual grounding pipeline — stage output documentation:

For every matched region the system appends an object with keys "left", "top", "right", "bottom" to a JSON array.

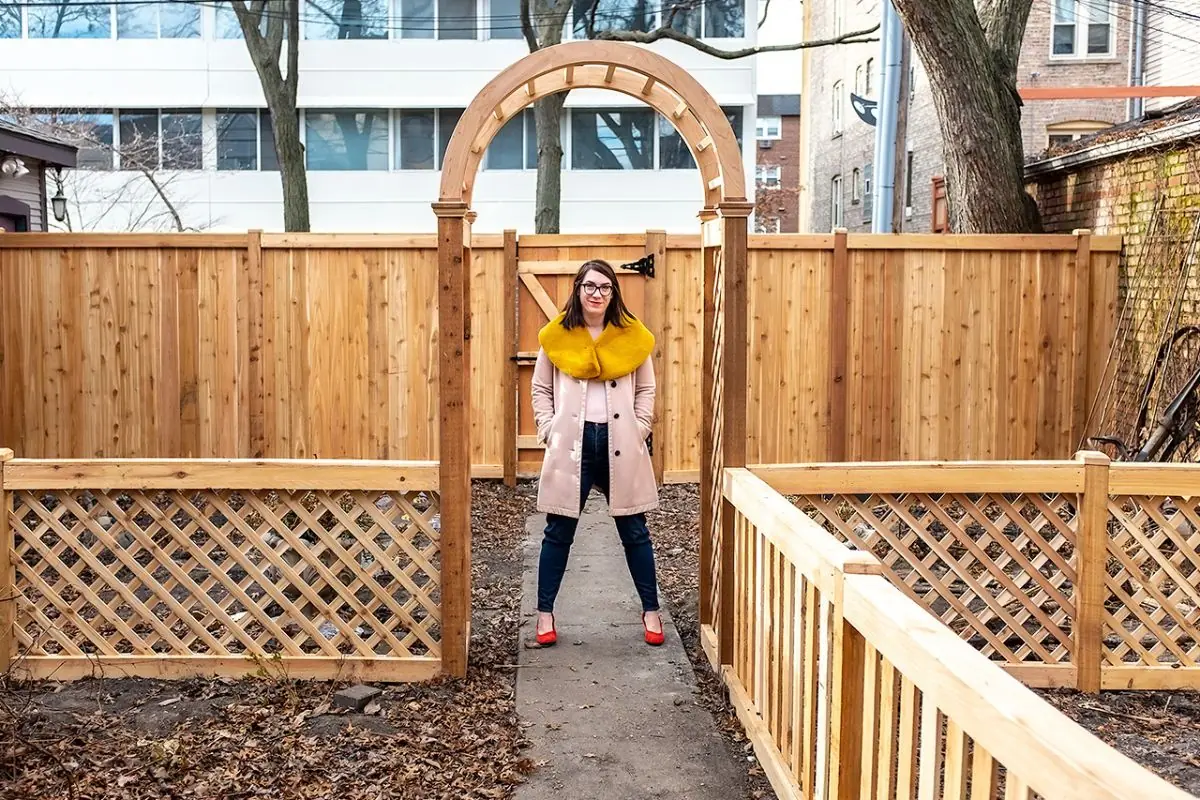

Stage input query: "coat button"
[
  {"left": 615, "top": 450, "right": 621, "bottom": 456},
  {"left": 613, "top": 412, "right": 620, "bottom": 419},
  {"left": 610, "top": 380, "right": 617, "bottom": 388}
]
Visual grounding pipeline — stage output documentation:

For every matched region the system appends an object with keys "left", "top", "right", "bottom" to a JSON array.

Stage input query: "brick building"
[
  {"left": 754, "top": 94, "right": 801, "bottom": 232},
  {"left": 802, "top": 0, "right": 1132, "bottom": 233}
]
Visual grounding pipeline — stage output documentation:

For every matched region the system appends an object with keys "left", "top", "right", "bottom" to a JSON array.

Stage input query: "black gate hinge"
[{"left": 619, "top": 253, "right": 655, "bottom": 279}]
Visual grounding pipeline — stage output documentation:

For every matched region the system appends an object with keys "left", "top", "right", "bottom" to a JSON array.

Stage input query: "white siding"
[{"left": 1143, "top": 9, "right": 1200, "bottom": 113}]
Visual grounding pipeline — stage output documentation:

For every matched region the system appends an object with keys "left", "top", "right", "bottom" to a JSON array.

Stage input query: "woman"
[{"left": 529, "top": 259, "right": 664, "bottom": 648}]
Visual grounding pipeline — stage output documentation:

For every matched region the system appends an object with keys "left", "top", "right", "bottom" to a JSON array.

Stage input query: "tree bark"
[
  {"left": 891, "top": 0, "right": 1041, "bottom": 233},
  {"left": 534, "top": 94, "right": 567, "bottom": 234},
  {"left": 233, "top": 0, "right": 311, "bottom": 232}
]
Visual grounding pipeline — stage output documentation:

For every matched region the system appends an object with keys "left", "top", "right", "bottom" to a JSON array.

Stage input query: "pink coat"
[{"left": 531, "top": 350, "right": 659, "bottom": 518}]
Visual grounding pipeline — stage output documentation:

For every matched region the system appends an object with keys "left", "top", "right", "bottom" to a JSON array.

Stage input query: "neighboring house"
[
  {"left": 753, "top": 94, "right": 800, "bottom": 233},
  {"left": 0, "top": 0, "right": 769, "bottom": 233},
  {"left": 802, "top": 0, "right": 1132, "bottom": 233},
  {"left": 0, "top": 120, "right": 77, "bottom": 231},
  {"left": 1142, "top": 4, "right": 1200, "bottom": 116}
]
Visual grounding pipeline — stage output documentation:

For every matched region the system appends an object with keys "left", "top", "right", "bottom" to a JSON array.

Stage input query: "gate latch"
[{"left": 619, "top": 254, "right": 655, "bottom": 279}]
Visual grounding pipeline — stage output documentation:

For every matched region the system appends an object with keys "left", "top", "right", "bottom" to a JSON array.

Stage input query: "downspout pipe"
[
  {"left": 871, "top": 0, "right": 902, "bottom": 233},
  {"left": 1130, "top": 0, "right": 1147, "bottom": 120}
]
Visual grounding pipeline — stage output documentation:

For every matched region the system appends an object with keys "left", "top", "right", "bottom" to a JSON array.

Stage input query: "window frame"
[
  {"left": 216, "top": 109, "right": 282, "bottom": 172},
  {"left": 1050, "top": 0, "right": 1114, "bottom": 59},
  {"left": 832, "top": 80, "right": 844, "bottom": 137},
  {"left": 304, "top": 108, "right": 392, "bottom": 171},
  {"left": 831, "top": 174, "right": 843, "bottom": 229},
  {"left": 755, "top": 116, "right": 782, "bottom": 140},
  {"left": 851, "top": 167, "right": 861, "bottom": 204},
  {"left": 569, "top": 106, "right": 657, "bottom": 171},
  {"left": 114, "top": 108, "right": 204, "bottom": 171},
  {"left": 755, "top": 164, "right": 781, "bottom": 187}
]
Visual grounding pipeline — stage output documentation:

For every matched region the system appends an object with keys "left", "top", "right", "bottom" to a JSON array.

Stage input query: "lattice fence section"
[
  {"left": 9, "top": 488, "right": 441, "bottom": 661},
  {"left": 795, "top": 492, "right": 1079, "bottom": 665},
  {"left": 1105, "top": 495, "right": 1200, "bottom": 667}
]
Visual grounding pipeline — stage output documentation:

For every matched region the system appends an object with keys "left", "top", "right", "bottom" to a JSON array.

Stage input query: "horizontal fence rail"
[
  {"left": 718, "top": 467, "right": 1195, "bottom": 800},
  {"left": 0, "top": 450, "right": 444, "bottom": 682},
  {"left": 749, "top": 454, "right": 1200, "bottom": 692}
]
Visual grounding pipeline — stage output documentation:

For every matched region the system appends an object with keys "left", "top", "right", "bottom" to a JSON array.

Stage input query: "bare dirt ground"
[{"left": 0, "top": 481, "right": 775, "bottom": 800}]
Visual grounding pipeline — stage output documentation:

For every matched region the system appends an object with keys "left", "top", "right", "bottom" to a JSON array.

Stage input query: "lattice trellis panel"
[
  {"left": 706, "top": 247, "right": 726, "bottom": 633},
  {"left": 796, "top": 492, "right": 1079, "bottom": 665},
  {"left": 1105, "top": 495, "right": 1200, "bottom": 667},
  {"left": 9, "top": 488, "right": 441, "bottom": 662}
]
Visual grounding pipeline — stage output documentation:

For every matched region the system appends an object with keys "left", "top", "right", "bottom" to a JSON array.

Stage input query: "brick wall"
[
  {"left": 756, "top": 113, "right": 801, "bottom": 232},
  {"left": 1030, "top": 136, "right": 1200, "bottom": 453},
  {"left": 803, "top": 0, "right": 1133, "bottom": 232}
]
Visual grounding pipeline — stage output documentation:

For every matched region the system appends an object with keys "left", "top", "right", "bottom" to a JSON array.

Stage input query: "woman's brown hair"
[{"left": 561, "top": 259, "right": 637, "bottom": 330}]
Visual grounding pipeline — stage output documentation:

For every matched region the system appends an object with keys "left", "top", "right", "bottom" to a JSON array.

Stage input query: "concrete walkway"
[{"left": 515, "top": 495, "right": 745, "bottom": 799}]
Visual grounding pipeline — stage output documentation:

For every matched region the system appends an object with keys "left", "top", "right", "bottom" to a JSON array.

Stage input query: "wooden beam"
[
  {"left": 673, "top": 100, "right": 688, "bottom": 119},
  {"left": 604, "top": 64, "right": 617, "bottom": 83},
  {"left": 503, "top": 230, "right": 518, "bottom": 488},
  {"left": 644, "top": 230, "right": 668, "bottom": 486},
  {"left": 564, "top": 65, "right": 575, "bottom": 85},
  {"left": 436, "top": 207, "right": 472, "bottom": 679},
  {"left": 520, "top": 273, "right": 560, "bottom": 321},
  {"left": 749, "top": 461, "right": 1085, "bottom": 495},
  {"left": 0, "top": 448, "right": 12, "bottom": 672},
  {"left": 1071, "top": 229, "right": 1093, "bottom": 447},
  {"left": 641, "top": 76, "right": 656, "bottom": 96},
  {"left": 1019, "top": 85, "right": 1200, "bottom": 100},
  {"left": 1075, "top": 450, "right": 1109, "bottom": 694},
  {"left": 829, "top": 228, "right": 849, "bottom": 461},
  {"left": 12, "top": 655, "right": 442, "bottom": 683},
  {"left": 699, "top": 209, "right": 719, "bottom": 636}
]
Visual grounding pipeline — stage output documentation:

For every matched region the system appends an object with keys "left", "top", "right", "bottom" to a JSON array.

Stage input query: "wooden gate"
[{"left": 509, "top": 232, "right": 667, "bottom": 483}]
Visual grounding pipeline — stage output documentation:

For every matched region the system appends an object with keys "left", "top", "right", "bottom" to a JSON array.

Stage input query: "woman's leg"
[
  {"left": 537, "top": 513, "right": 579, "bottom": 613},
  {"left": 613, "top": 513, "right": 660, "bottom": 613}
]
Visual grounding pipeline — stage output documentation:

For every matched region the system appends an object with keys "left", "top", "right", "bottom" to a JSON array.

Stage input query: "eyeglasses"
[{"left": 581, "top": 281, "right": 613, "bottom": 297}]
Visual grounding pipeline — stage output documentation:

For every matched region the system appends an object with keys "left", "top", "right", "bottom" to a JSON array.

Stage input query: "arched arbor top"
[{"left": 437, "top": 40, "right": 747, "bottom": 210}]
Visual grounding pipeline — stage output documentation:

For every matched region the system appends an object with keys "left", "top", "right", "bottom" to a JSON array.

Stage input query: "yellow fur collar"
[{"left": 538, "top": 312, "right": 655, "bottom": 380}]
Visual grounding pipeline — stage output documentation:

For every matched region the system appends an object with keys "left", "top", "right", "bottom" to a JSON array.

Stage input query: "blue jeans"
[{"left": 537, "top": 421, "right": 660, "bottom": 614}]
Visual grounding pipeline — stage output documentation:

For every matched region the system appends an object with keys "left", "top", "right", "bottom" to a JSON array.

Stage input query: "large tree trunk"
[
  {"left": 273, "top": 101, "right": 311, "bottom": 232},
  {"left": 534, "top": 94, "right": 567, "bottom": 233},
  {"left": 892, "top": 0, "right": 1041, "bottom": 233}
]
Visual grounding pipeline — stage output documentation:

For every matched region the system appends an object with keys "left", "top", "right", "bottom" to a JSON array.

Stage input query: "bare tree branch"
[
  {"left": 520, "top": 0, "right": 539, "bottom": 52},
  {"left": 594, "top": 23, "right": 880, "bottom": 58},
  {"left": 757, "top": 0, "right": 771, "bottom": 30}
]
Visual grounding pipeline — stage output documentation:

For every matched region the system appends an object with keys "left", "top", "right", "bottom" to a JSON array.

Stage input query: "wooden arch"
[
  {"left": 433, "top": 41, "right": 751, "bottom": 678},
  {"left": 438, "top": 40, "right": 747, "bottom": 209}
]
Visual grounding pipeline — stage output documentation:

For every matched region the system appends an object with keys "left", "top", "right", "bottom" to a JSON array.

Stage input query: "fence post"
[
  {"left": 643, "top": 230, "right": 667, "bottom": 486},
  {"left": 699, "top": 208, "right": 720, "bottom": 656},
  {"left": 1071, "top": 230, "right": 1093, "bottom": 449},
  {"left": 0, "top": 448, "right": 12, "bottom": 673},
  {"left": 1075, "top": 449, "right": 1109, "bottom": 693},
  {"left": 502, "top": 229, "right": 518, "bottom": 488},
  {"left": 825, "top": 571, "right": 866, "bottom": 800},
  {"left": 829, "top": 228, "right": 849, "bottom": 462}
]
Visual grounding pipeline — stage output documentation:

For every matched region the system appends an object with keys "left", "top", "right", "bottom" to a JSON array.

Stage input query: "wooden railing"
[
  {"left": 741, "top": 453, "right": 1200, "bottom": 692},
  {"left": 719, "top": 467, "right": 1194, "bottom": 800},
  {"left": 0, "top": 449, "right": 453, "bottom": 681}
]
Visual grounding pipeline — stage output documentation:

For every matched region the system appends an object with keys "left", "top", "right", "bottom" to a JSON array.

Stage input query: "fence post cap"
[
  {"left": 0, "top": 448, "right": 12, "bottom": 462},
  {"left": 1072, "top": 228, "right": 1093, "bottom": 237},
  {"left": 1075, "top": 449, "right": 1110, "bottom": 466}
]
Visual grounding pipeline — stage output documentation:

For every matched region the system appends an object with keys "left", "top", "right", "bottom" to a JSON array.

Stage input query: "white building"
[{"left": 0, "top": 0, "right": 770, "bottom": 233}]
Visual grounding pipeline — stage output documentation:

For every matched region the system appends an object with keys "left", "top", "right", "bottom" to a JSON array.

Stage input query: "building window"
[
  {"left": 28, "top": 0, "right": 112, "bottom": 37},
  {"left": 1052, "top": 0, "right": 1112, "bottom": 57},
  {"left": 831, "top": 174, "right": 843, "bottom": 229},
  {"left": 863, "top": 162, "right": 873, "bottom": 220},
  {"left": 661, "top": 107, "right": 743, "bottom": 169},
  {"left": 393, "top": 108, "right": 467, "bottom": 169},
  {"left": 904, "top": 149, "right": 914, "bottom": 214},
  {"left": 489, "top": 0, "right": 524, "bottom": 38},
  {"left": 117, "top": 1, "right": 200, "bottom": 38},
  {"left": 755, "top": 116, "right": 781, "bottom": 140},
  {"left": 487, "top": 109, "right": 538, "bottom": 170},
  {"left": 35, "top": 111, "right": 114, "bottom": 169},
  {"left": 216, "top": 4, "right": 271, "bottom": 38},
  {"left": 161, "top": 110, "right": 203, "bottom": 169},
  {"left": 217, "top": 110, "right": 281, "bottom": 171},
  {"left": 755, "top": 216, "right": 781, "bottom": 234},
  {"left": 755, "top": 164, "right": 781, "bottom": 187},
  {"left": 663, "top": 0, "right": 699, "bottom": 36},
  {"left": 571, "top": 108, "right": 654, "bottom": 170},
  {"left": 305, "top": 0, "right": 389, "bottom": 38},
  {"left": 854, "top": 65, "right": 864, "bottom": 96},
  {"left": 0, "top": 3, "right": 18, "bottom": 37},
  {"left": 305, "top": 109, "right": 389, "bottom": 170},
  {"left": 832, "top": 81, "right": 843, "bottom": 136},
  {"left": 572, "top": 0, "right": 655, "bottom": 37},
  {"left": 833, "top": 0, "right": 843, "bottom": 35},
  {"left": 704, "top": 0, "right": 744, "bottom": 37},
  {"left": 1046, "top": 119, "right": 1112, "bottom": 148},
  {"left": 115, "top": 109, "right": 202, "bottom": 170},
  {"left": 851, "top": 167, "right": 861, "bottom": 204},
  {"left": 865, "top": 57, "right": 874, "bottom": 95}
]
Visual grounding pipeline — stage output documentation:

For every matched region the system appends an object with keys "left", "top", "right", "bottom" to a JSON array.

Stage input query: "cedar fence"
[
  {"left": 707, "top": 453, "right": 1200, "bottom": 693},
  {"left": 0, "top": 447, "right": 451, "bottom": 682},
  {"left": 0, "top": 231, "right": 1120, "bottom": 476},
  {"left": 714, "top": 466, "right": 1194, "bottom": 800}
]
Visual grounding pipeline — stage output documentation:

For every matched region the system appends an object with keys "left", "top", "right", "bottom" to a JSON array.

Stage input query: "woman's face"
[{"left": 579, "top": 269, "right": 613, "bottom": 317}]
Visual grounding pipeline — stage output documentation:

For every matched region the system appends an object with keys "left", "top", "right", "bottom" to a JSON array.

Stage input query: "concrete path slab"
[{"left": 515, "top": 496, "right": 746, "bottom": 799}]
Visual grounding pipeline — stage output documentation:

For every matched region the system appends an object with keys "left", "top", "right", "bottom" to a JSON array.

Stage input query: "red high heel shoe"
[
  {"left": 643, "top": 612, "right": 665, "bottom": 646},
  {"left": 535, "top": 614, "right": 557, "bottom": 647}
]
